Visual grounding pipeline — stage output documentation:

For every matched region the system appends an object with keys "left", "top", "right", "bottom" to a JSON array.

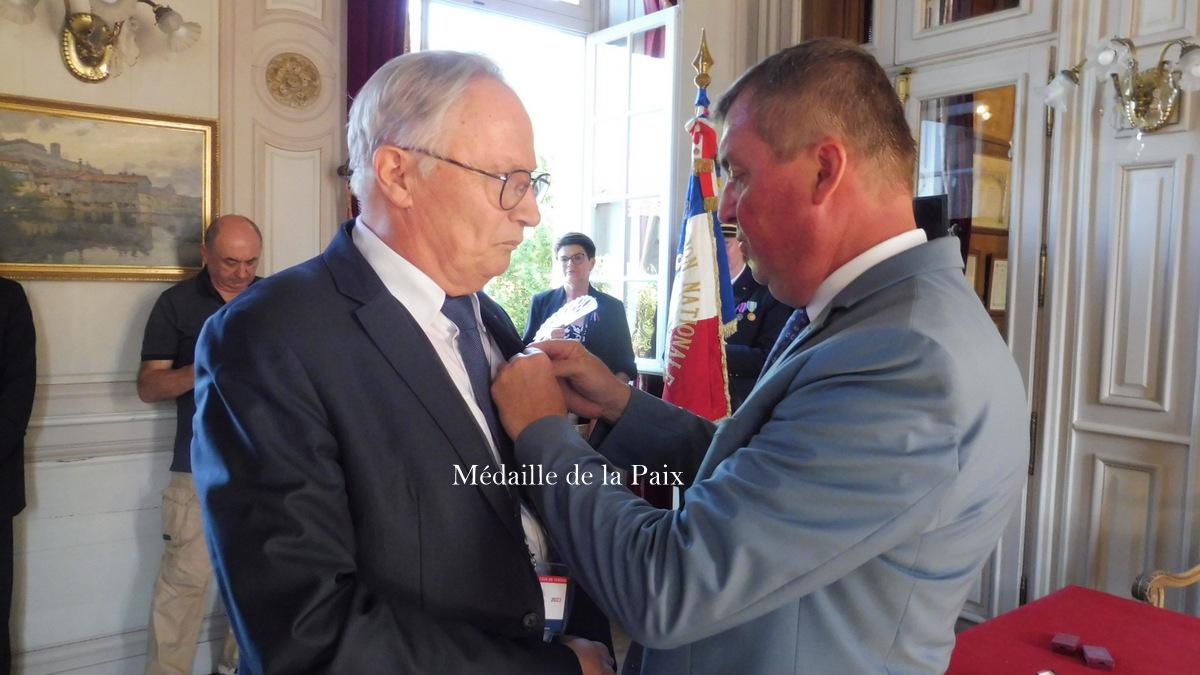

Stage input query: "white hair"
[{"left": 346, "top": 51, "right": 504, "bottom": 199}]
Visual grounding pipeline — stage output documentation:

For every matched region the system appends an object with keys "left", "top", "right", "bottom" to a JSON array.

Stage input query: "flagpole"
[{"left": 660, "top": 30, "right": 735, "bottom": 422}]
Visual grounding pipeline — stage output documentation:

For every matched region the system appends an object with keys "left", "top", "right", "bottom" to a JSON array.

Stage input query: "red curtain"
[
  {"left": 641, "top": 0, "right": 677, "bottom": 59},
  {"left": 344, "top": 0, "right": 407, "bottom": 217},
  {"left": 346, "top": 0, "right": 409, "bottom": 108}
]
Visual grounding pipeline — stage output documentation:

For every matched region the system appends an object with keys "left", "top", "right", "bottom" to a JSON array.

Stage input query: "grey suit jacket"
[{"left": 515, "top": 236, "right": 1027, "bottom": 674}]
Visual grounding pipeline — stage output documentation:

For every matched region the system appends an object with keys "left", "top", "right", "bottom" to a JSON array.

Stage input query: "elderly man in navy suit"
[
  {"left": 493, "top": 38, "right": 1028, "bottom": 674},
  {"left": 191, "top": 52, "right": 613, "bottom": 674}
]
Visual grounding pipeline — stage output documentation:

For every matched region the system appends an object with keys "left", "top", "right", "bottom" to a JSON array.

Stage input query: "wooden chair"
[{"left": 1132, "top": 562, "right": 1200, "bottom": 608}]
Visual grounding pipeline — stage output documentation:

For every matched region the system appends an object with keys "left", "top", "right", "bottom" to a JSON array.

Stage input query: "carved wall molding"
[{"left": 265, "top": 51, "right": 322, "bottom": 109}]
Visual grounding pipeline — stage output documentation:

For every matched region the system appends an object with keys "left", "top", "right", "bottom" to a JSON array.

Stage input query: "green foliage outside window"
[
  {"left": 487, "top": 225, "right": 555, "bottom": 337},
  {"left": 632, "top": 283, "right": 658, "bottom": 358}
]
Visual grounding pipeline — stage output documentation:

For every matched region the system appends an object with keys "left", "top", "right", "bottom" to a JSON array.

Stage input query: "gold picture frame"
[{"left": 0, "top": 95, "right": 217, "bottom": 281}]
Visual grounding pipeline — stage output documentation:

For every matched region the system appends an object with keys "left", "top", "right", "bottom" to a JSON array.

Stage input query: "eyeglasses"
[
  {"left": 559, "top": 253, "right": 589, "bottom": 265},
  {"left": 401, "top": 147, "right": 550, "bottom": 211}
]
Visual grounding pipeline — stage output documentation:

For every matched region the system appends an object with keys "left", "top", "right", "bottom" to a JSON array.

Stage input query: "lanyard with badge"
[{"left": 535, "top": 561, "right": 570, "bottom": 641}]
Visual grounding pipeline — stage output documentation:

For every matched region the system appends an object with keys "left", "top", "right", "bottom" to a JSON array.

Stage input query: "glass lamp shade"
[
  {"left": 166, "top": 20, "right": 200, "bottom": 51},
  {"left": 153, "top": 5, "right": 181, "bottom": 32},
  {"left": 1179, "top": 46, "right": 1200, "bottom": 92},
  {"left": 1044, "top": 71, "right": 1077, "bottom": 113},
  {"left": 1086, "top": 36, "right": 1133, "bottom": 80}
]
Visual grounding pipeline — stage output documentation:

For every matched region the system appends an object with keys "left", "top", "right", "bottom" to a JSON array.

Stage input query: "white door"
[
  {"left": 902, "top": 43, "right": 1052, "bottom": 620},
  {"left": 1033, "top": 8, "right": 1200, "bottom": 615}
]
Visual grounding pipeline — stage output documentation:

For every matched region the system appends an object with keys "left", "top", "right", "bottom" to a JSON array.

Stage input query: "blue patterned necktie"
[
  {"left": 441, "top": 294, "right": 505, "bottom": 451},
  {"left": 761, "top": 308, "right": 811, "bottom": 373}
]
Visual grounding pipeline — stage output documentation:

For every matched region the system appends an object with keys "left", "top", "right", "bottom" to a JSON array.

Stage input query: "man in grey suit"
[{"left": 492, "top": 38, "right": 1028, "bottom": 674}]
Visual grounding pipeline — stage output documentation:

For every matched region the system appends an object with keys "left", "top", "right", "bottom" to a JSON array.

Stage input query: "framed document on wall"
[{"left": 986, "top": 256, "right": 1008, "bottom": 313}]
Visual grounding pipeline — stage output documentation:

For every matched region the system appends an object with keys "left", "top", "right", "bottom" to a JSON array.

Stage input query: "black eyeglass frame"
[
  {"left": 401, "top": 146, "right": 550, "bottom": 211},
  {"left": 558, "top": 253, "right": 590, "bottom": 265}
]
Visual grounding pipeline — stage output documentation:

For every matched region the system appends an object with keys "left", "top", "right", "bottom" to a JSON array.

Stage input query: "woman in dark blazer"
[{"left": 523, "top": 233, "right": 637, "bottom": 382}]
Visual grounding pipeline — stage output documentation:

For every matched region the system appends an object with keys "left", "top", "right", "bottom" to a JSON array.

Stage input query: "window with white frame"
[
  {"left": 412, "top": 0, "right": 678, "bottom": 370},
  {"left": 585, "top": 10, "right": 676, "bottom": 371}
]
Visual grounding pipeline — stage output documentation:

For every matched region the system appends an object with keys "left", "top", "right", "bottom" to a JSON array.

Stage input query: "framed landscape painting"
[{"left": 0, "top": 95, "right": 217, "bottom": 281}]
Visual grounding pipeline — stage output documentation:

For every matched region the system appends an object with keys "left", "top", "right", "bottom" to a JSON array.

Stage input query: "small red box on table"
[
  {"left": 1081, "top": 644, "right": 1115, "bottom": 670},
  {"left": 1049, "top": 633, "right": 1080, "bottom": 655}
]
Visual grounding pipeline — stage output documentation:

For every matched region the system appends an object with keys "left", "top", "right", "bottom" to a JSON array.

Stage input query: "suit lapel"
[{"left": 324, "top": 221, "right": 526, "bottom": 543}]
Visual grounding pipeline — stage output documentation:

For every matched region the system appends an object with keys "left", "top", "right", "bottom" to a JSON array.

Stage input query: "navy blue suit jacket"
[
  {"left": 523, "top": 286, "right": 636, "bottom": 379},
  {"left": 192, "top": 221, "right": 603, "bottom": 674}
]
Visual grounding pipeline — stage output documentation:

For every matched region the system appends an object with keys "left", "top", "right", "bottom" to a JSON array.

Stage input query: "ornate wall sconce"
[
  {"left": 0, "top": 0, "right": 202, "bottom": 83},
  {"left": 1045, "top": 36, "right": 1200, "bottom": 132}
]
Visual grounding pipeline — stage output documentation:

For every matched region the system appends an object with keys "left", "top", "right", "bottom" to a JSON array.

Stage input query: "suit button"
[{"left": 521, "top": 612, "right": 541, "bottom": 632}]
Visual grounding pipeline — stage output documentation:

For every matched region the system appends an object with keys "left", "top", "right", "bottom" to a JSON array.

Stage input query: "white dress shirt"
[
  {"left": 352, "top": 218, "right": 549, "bottom": 564},
  {"left": 804, "top": 228, "right": 929, "bottom": 321}
]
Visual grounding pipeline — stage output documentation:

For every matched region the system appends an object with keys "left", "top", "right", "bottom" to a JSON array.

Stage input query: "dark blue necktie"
[
  {"left": 441, "top": 295, "right": 505, "bottom": 453},
  {"left": 761, "top": 308, "right": 811, "bottom": 373}
]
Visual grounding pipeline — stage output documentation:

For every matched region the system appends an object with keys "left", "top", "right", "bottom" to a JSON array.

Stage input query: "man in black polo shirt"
[{"left": 138, "top": 215, "right": 261, "bottom": 675}]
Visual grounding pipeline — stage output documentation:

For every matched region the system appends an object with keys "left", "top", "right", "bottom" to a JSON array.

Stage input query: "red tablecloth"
[{"left": 947, "top": 585, "right": 1200, "bottom": 674}]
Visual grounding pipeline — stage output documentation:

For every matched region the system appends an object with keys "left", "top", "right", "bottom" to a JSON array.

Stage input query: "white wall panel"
[
  {"left": 1135, "top": 0, "right": 1184, "bottom": 33},
  {"left": 1100, "top": 162, "right": 1180, "bottom": 409},
  {"left": 264, "top": 145, "right": 324, "bottom": 271},
  {"left": 23, "top": 282, "right": 164, "bottom": 386},
  {"left": 19, "top": 616, "right": 231, "bottom": 675},
  {"left": 15, "top": 455, "right": 177, "bottom": 650},
  {"left": 14, "top": 454, "right": 231, "bottom": 673},
  {"left": 1062, "top": 429, "right": 1191, "bottom": 608},
  {"left": 266, "top": 0, "right": 325, "bottom": 20},
  {"left": 1087, "top": 457, "right": 1154, "bottom": 592},
  {"left": 223, "top": 0, "right": 345, "bottom": 273},
  {"left": 1120, "top": 0, "right": 1193, "bottom": 41},
  {"left": 1076, "top": 145, "right": 1196, "bottom": 439}
]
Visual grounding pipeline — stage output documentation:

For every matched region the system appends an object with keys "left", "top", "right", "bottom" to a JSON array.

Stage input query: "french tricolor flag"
[{"left": 661, "top": 82, "right": 735, "bottom": 422}]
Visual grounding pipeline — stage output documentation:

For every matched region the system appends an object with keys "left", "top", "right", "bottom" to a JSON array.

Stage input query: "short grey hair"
[
  {"left": 346, "top": 51, "right": 503, "bottom": 199},
  {"left": 716, "top": 38, "right": 916, "bottom": 190}
]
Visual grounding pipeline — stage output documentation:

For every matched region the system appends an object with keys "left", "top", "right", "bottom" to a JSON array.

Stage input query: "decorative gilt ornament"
[
  {"left": 266, "top": 52, "right": 321, "bottom": 109},
  {"left": 692, "top": 28, "right": 713, "bottom": 89},
  {"left": 62, "top": 11, "right": 123, "bottom": 82}
]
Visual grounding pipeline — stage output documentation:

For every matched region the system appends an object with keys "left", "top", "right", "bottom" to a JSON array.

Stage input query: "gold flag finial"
[{"left": 693, "top": 29, "right": 713, "bottom": 89}]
